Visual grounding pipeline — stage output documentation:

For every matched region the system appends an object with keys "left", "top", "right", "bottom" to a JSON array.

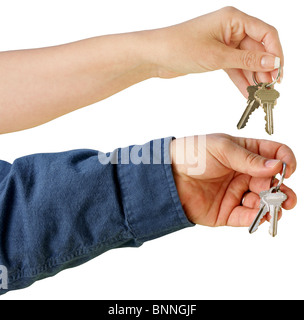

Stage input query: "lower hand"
[{"left": 171, "top": 134, "right": 297, "bottom": 227}]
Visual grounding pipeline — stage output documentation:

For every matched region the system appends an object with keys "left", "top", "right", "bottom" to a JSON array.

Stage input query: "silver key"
[
  {"left": 249, "top": 187, "right": 287, "bottom": 236},
  {"left": 249, "top": 162, "right": 288, "bottom": 237},
  {"left": 249, "top": 190, "right": 270, "bottom": 234},
  {"left": 264, "top": 190, "right": 287, "bottom": 237},
  {"left": 255, "top": 84, "right": 280, "bottom": 135},
  {"left": 237, "top": 84, "right": 261, "bottom": 130}
]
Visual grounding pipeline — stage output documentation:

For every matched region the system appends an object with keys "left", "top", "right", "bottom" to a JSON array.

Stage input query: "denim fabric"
[{"left": 0, "top": 137, "right": 193, "bottom": 295}]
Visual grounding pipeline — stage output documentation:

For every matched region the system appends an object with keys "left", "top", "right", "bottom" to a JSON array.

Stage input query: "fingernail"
[
  {"left": 261, "top": 56, "right": 280, "bottom": 69},
  {"left": 265, "top": 159, "right": 280, "bottom": 168}
]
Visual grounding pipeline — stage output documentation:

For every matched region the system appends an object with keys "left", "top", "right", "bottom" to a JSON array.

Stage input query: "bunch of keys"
[
  {"left": 237, "top": 65, "right": 281, "bottom": 135},
  {"left": 249, "top": 162, "right": 287, "bottom": 237}
]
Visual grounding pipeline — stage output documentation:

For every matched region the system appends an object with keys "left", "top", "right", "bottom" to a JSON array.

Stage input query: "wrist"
[
  {"left": 170, "top": 139, "right": 191, "bottom": 220},
  {"left": 136, "top": 28, "right": 184, "bottom": 79},
  {"left": 131, "top": 30, "right": 161, "bottom": 79}
]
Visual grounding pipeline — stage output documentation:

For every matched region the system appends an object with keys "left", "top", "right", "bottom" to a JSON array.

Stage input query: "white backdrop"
[{"left": 0, "top": 0, "right": 303, "bottom": 300}]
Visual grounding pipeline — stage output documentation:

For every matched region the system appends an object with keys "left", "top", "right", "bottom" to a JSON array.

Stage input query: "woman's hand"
[
  {"left": 0, "top": 6, "right": 283, "bottom": 133},
  {"left": 171, "top": 134, "right": 296, "bottom": 227},
  {"left": 148, "top": 6, "right": 283, "bottom": 97}
]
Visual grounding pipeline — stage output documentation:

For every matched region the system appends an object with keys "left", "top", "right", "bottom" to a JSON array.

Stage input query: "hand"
[
  {"left": 147, "top": 6, "right": 284, "bottom": 97},
  {"left": 170, "top": 134, "right": 297, "bottom": 227}
]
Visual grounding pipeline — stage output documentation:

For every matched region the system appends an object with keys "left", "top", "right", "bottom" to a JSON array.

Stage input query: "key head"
[
  {"left": 259, "top": 189, "right": 270, "bottom": 206},
  {"left": 247, "top": 85, "right": 260, "bottom": 101},
  {"left": 255, "top": 84, "right": 280, "bottom": 103},
  {"left": 262, "top": 190, "right": 287, "bottom": 206}
]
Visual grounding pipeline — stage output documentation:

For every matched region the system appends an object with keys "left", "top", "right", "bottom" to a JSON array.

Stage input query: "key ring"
[
  {"left": 252, "top": 64, "right": 281, "bottom": 87},
  {"left": 271, "top": 162, "right": 287, "bottom": 192}
]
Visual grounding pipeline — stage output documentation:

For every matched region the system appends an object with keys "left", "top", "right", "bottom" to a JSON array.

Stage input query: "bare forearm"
[
  {"left": 0, "top": 31, "right": 155, "bottom": 133},
  {"left": 0, "top": 8, "right": 284, "bottom": 134}
]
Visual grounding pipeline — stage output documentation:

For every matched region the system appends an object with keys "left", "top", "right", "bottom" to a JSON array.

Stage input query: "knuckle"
[
  {"left": 217, "top": 135, "right": 231, "bottom": 150},
  {"left": 241, "top": 51, "right": 257, "bottom": 69},
  {"left": 221, "top": 6, "right": 238, "bottom": 15},
  {"left": 244, "top": 151, "right": 260, "bottom": 166},
  {"left": 269, "top": 25, "right": 279, "bottom": 36},
  {"left": 217, "top": 136, "right": 233, "bottom": 161}
]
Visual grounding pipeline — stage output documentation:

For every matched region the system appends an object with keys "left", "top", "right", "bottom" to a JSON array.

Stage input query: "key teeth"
[
  {"left": 244, "top": 112, "right": 253, "bottom": 126},
  {"left": 238, "top": 117, "right": 249, "bottom": 129},
  {"left": 264, "top": 114, "right": 271, "bottom": 135},
  {"left": 248, "top": 206, "right": 266, "bottom": 234},
  {"left": 237, "top": 102, "right": 259, "bottom": 129}
]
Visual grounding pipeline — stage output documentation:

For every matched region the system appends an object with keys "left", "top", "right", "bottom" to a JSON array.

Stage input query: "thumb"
[
  {"left": 223, "top": 142, "right": 282, "bottom": 177},
  {"left": 221, "top": 46, "right": 280, "bottom": 72}
]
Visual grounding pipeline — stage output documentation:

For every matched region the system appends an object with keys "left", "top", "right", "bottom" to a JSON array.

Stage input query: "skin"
[
  {"left": 0, "top": 6, "right": 283, "bottom": 134},
  {"left": 171, "top": 134, "right": 297, "bottom": 227},
  {"left": 1, "top": 7, "right": 295, "bottom": 228}
]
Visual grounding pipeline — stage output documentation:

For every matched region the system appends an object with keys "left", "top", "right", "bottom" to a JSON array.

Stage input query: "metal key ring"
[
  {"left": 252, "top": 64, "right": 281, "bottom": 87},
  {"left": 270, "top": 162, "right": 287, "bottom": 191}
]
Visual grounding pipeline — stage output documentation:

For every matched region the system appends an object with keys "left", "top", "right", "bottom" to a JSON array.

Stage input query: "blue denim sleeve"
[{"left": 0, "top": 137, "right": 193, "bottom": 294}]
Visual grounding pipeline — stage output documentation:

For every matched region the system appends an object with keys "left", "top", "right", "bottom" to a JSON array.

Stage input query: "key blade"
[
  {"left": 237, "top": 100, "right": 259, "bottom": 130},
  {"left": 263, "top": 103, "right": 274, "bottom": 135},
  {"left": 263, "top": 190, "right": 287, "bottom": 237},
  {"left": 249, "top": 204, "right": 269, "bottom": 234},
  {"left": 269, "top": 205, "right": 279, "bottom": 237}
]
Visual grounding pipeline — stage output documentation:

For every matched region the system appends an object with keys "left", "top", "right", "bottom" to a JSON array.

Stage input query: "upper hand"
[
  {"left": 171, "top": 134, "right": 297, "bottom": 227},
  {"left": 147, "top": 6, "right": 284, "bottom": 98}
]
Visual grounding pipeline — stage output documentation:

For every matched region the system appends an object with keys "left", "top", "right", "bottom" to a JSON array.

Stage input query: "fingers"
[
  {"left": 243, "top": 182, "right": 297, "bottom": 211},
  {"left": 220, "top": 46, "right": 280, "bottom": 73},
  {"left": 219, "top": 139, "right": 284, "bottom": 178},
  {"left": 231, "top": 137, "right": 297, "bottom": 178},
  {"left": 227, "top": 206, "right": 260, "bottom": 227},
  {"left": 218, "top": 7, "right": 284, "bottom": 79},
  {"left": 279, "top": 183, "right": 297, "bottom": 210},
  {"left": 239, "top": 36, "right": 273, "bottom": 84},
  {"left": 230, "top": 178, "right": 297, "bottom": 228},
  {"left": 241, "top": 191, "right": 260, "bottom": 208},
  {"left": 226, "top": 205, "right": 284, "bottom": 227},
  {"left": 205, "top": 134, "right": 296, "bottom": 228},
  {"left": 225, "top": 187, "right": 295, "bottom": 228},
  {"left": 248, "top": 177, "right": 297, "bottom": 209},
  {"left": 223, "top": 174, "right": 296, "bottom": 227},
  {"left": 228, "top": 190, "right": 291, "bottom": 228},
  {"left": 242, "top": 12, "right": 284, "bottom": 68},
  {"left": 209, "top": 134, "right": 297, "bottom": 181}
]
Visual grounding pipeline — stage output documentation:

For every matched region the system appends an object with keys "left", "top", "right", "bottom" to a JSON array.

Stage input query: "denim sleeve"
[{"left": 0, "top": 137, "right": 193, "bottom": 294}]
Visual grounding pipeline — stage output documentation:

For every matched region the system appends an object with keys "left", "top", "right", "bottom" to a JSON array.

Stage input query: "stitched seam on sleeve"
[{"left": 117, "top": 165, "right": 138, "bottom": 241}]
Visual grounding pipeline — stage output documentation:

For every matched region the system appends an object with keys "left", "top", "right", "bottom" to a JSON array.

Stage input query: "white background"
[{"left": 0, "top": 0, "right": 303, "bottom": 300}]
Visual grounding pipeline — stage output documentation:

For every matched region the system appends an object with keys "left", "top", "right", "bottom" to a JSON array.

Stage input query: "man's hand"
[
  {"left": 148, "top": 6, "right": 283, "bottom": 97},
  {"left": 171, "top": 134, "right": 296, "bottom": 227}
]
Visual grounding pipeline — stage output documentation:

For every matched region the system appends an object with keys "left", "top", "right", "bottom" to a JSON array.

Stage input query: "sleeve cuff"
[{"left": 117, "top": 137, "right": 194, "bottom": 244}]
